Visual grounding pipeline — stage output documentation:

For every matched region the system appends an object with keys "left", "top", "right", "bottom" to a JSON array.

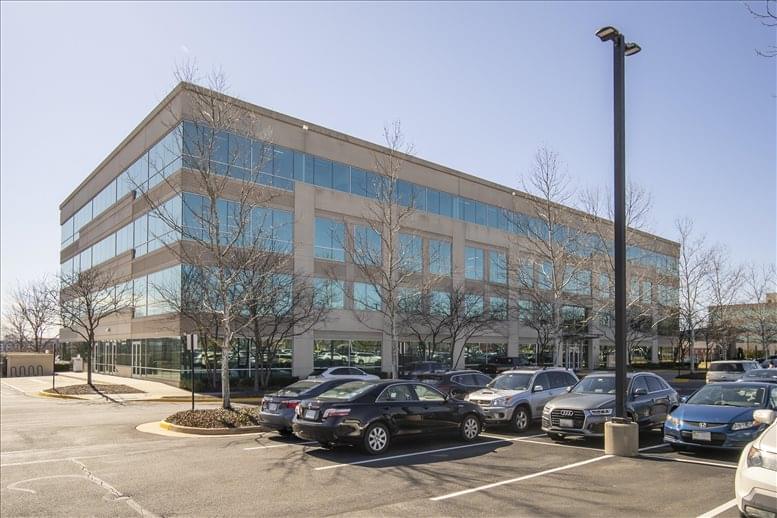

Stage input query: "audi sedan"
[
  {"left": 292, "top": 380, "right": 485, "bottom": 454},
  {"left": 664, "top": 382, "right": 777, "bottom": 450}
]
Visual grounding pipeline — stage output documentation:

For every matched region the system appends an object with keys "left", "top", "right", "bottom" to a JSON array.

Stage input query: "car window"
[
  {"left": 413, "top": 384, "right": 446, "bottom": 402},
  {"left": 630, "top": 376, "right": 649, "bottom": 395},
  {"left": 743, "top": 363, "right": 758, "bottom": 372},
  {"left": 733, "top": 364, "right": 745, "bottom": 372},
  {"left": 450, "top": 375, "right": 466, "bottom": 385},
  {"left": 564, "top": 373, "right": 578, "bottom": 387},
  {"left": 331, "top": 368, "right": 349, "bottom": 375},
  {"left": 320, "top": 381, "right": 374, "bottom": 400},
  {"left": 347, "top": 368, "right": 364, "bottom": 375},
  {"left": 475, "top": 374, "right": 492, "bottom": 386},
  {"left": 687, "top": 384, "right": 766, "bottom": 407},
  {"left": 488, "top": 373, "right": 532, "bottom": 390},
  {"left": 645, "top": 376, "right": 664, "bottom": 393},
  {"left": 461, "top": 374, "right": 480, "bottom": 386},
  {"left": 534, "top": 373, "right": 550, "bottom": 391},
  {"left": 573, "top": 375, "right": 616, "bottom": 394},
  {"left": 770, "top": 387, "right": 777, "bottom": 408},
  {"left": 376, "top": 384, "right": 417, "bottom": 402},
  {"left": 275, "top": 380, "right": 322, "bottom": 397},
  {"left": 547, "top": 371, "right": 564, "bottom": 389}
]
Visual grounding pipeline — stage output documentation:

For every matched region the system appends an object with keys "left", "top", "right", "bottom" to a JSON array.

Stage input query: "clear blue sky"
[{"left": 1, "top": 1, "right": 775, "bottom": 291}]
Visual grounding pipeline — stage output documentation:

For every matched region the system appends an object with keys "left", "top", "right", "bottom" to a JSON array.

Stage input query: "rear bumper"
[
  {"left": 257, "top": 411, "right": 294, "bottom": 432},
  {"left": 292, "top": 419, "right": 363, "bottom": 444}
]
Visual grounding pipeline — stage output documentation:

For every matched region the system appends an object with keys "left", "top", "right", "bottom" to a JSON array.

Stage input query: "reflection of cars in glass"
[
  {"left": 706, "top": 361, "right": 762, "bottom": 384},
  {"left": 664, "top": 382, "right": 776, "bottom": 451},
  {"left": 350, "top": 352, "right": 381, "bottom": 366},
  {"left": 259, "top": 378, "right": 360, "bottom": 435},
  {"left": 542, "top": 372, "right": 678, "bottom": 439},
  {"left": 314, "top": 366, "right": 380, "bottom": 381},
  {"left": 399, "top": 361, "right": 447, "bottom": 378},
  {"left": 468, "top": 368, "right": 578, "bottom": 432},
  {"left": 739, "top": 369, "right": 777, "bottom": 385},
  {"left": 292, "top": 380, "right": 484, "bottom": 454},
  {"left": 409, "top": 370, "right": 492, "bottom": 399},
  {"left": 735, "top": 409, "right": 777, "bottom": 517}
]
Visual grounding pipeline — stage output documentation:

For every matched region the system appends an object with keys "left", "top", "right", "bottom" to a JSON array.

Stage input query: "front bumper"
[
  {"left": 542, "top": 413, "right": 609, "bottom": 437},
  {"left": 478, "top": 406, "right": 513, "bottom": 423},
  {"left": 663, "top": 424, "right": 762, "bottom": 450}
]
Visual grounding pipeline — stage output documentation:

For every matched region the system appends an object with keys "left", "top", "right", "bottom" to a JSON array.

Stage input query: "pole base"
[{"left": 604, "top": 419, "right": 639, "bottom": 457}]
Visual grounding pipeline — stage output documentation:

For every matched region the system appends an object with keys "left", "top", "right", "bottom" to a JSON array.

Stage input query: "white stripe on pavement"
[
  {"left": 314, "top": 439, "right": 510, "bottom": 471},
  {"left": 638, "top": 444, "right": 668, "bottom": 452},
  {"left": 696, "top": 498, "right": 737, "bottom": 518},
  {"left": 244, "top": 441, "right": 317, "bottom": 450},
  {"left": 1, "top": 455, "right": 110, "bottom": 467},
  {"left": 640, "top": 455, "right": 737, "bottom": 470},
  {"left": 430, "top": 455, "right": 613, "bottom": 501},
  {"left": 514, "top": 438, "right": 602, "bottom": 452}
]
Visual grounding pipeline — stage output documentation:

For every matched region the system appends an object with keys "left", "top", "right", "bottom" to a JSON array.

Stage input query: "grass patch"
[
  {"left": 165, "top": 408, "right": 262, "bottom": 428},
  {"left": 44, "top": 384, "right": 145, "bottom": 395}
]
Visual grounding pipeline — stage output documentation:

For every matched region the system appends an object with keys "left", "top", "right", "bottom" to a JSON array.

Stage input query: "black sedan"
[
  {"left": 739, "top": 369, "right": 777, "bottom": 384},
  {"left": 410, "top": 370, "right": 492, "bottom": 399},
  {"left": 292, "top": 380, "right": 485, "bottom": 454},
  {"left": 258, "top": 377, "right": 362, "bottom": 435}
]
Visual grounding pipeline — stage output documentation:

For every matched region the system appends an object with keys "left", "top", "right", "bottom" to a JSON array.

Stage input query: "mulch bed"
[
  {"left": 44, "top": 384, "right": 145, "bottom": 395},
  {"left": 165, "top": 408, "right": 262, "bottom": 428}
]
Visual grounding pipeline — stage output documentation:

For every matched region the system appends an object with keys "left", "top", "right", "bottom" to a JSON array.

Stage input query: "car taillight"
[
  {"left": 283, "top": 400, "right": 300, "bottom": 409},
  {"left": 323, "top": 408, "right": 351, "bottom": 418}
]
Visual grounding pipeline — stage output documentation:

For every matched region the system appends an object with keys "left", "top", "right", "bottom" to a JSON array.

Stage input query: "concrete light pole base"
[{"left": 604, "top": 419, "right": 639, "bottom": 457}]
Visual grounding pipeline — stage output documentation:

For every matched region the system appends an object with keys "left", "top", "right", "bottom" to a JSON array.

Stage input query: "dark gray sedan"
[
  {"left": 258, "top": 378, "right": 361, "bottom": 435},
  {"left": 541, "top": 371, "right": 679, "bottom": 440}
]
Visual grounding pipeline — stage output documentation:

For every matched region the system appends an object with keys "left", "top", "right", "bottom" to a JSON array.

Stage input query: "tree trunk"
[
  {"left": 86, "top": 342, "right": 93, "bottom": 387},
  {"left": 221, "top": 337, "right": 231, "bottom": 409},
  {"left": 689, "top": 326, "right": 696, "bottom": 373}
]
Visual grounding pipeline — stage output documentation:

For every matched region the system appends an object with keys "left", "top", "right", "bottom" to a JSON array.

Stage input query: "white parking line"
[
  {"left": 313, "top": 439, "right": 510, "bottom": 471},
  {"left": 430, "top": 455, "right": 613, "bottom": 501},
  {"left": 638, "top": 444, "right": 668, "bottom": 452},
  {"left": 696, "top": 498, "right": 737, "bottom": 518},
  {"left": 244, "top": 441, "right": 317, "bottom": 450},
  {"left": 640, "top": 455, "right": 737, "bottom": 470},
  {"left": 514, "top": 438, "right": 602, "bottom": 452},
  {"left": 0, "top": 381, "right": 28, "bottom": 393},
  {"left": 1, "top": 454, "right": 109, "bottom": 467},
  {"left": 480, "top": 433, "right": 544, "bottom": 441}
]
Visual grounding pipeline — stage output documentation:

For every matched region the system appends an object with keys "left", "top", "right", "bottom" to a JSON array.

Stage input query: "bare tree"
[
  {"left": 56, "top": 269, "right": 133, "bottom": 386},
  {"left": 746, "top": 0, "right": 777, "bottom": 57},
  {"left": 742, "top": 263, "right": 777, "bottom": 358},
  {"left": 2, "top": 301, "right": 29, "bottom": 351},
  {"left": 705, "top": 246, "right": 744, "bottom": 360},
  {"left": 508, "top": 147, "right": 592, "bottom": 366},
  {"left": 12, "top": 277, "right": 58, "bottom": 352},
  {"left": 675, "top": 218, "right": 712, "bottom": 372}
]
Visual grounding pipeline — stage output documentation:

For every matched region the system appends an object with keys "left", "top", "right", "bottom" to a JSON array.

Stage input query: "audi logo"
[
  {"left": 698, "top": 422, "right": 707, "bottom": 428},
  {"left": 559, "top": 410, "right": 575, "bottom": 417}
]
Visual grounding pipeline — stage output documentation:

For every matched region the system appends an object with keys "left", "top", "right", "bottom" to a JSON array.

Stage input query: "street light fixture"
[{"left": 596, "top": 26, "right": 641, "bottom": 426}]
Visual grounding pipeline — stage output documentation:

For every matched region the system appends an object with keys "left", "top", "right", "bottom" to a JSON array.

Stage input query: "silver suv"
[
  {"left": 706, "top": 361, "right": 761, "bottom": 384},
  {"left": 465, "top": 368, "right": 579, "bottom": 432}
]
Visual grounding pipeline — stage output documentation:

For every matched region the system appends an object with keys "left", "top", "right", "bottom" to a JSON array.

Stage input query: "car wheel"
[
  {"left": 278, "top": 428, "right": 293, "bottom": 437},
  {"left": 362, "top": 422, "right": 390, "bottom": 455},
  {"left": 459, "top": 414, "right": 481, "bottom": 442},
  {"left": 510, "top": 406, "right": 531, "bottom": 432}
]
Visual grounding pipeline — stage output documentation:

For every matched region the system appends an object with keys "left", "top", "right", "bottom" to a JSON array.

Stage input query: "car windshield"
[
  {"left": 686, "top": 385, "right": 767, "bottom": 407},
  {"left": 487, "top": 373, "right": 532, "bottom": 391},
  {"left": 318, "top": 381, "right": 374, "bottom": 400},
  {"left": 572, "top": 375, "right": 616, "bottom": 394},
  {"left": 276, "top": 380, "right": 322, "bottom": 397}
]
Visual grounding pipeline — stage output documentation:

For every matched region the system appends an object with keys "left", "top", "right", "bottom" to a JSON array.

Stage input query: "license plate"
[
  {"left": 559, "top": 418, "right": 575, "bottom": 428},
  {"left": 304, "top": 409, "right": 318, "bottom": 420},
  {"left": 692, "top": 431, "right": 711, "bottom": 442},
  {"left": 268, "top": 403, "right": 278, "bottom": 412}
]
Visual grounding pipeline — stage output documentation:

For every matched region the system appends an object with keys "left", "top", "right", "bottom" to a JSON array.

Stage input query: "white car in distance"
[
  {"left": 735, "top": 408, "right": 777, "bottom": 518},
  {"left": 312, "top": 366, "right": 380, "bottom": 381}
]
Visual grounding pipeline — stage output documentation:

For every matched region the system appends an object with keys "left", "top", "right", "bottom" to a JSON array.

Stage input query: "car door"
[
  {"left": 530, "top": 373, "right": 553, "bottom": 416},
  {"left": 412, "top": 383, "right": 458, "bottom": 432},
  {"left": 628, "top": 376, "right": 651, "bottom": 425},
  {"left": 375, "top": 383, "right": 424, "bottom": 434},
  {"left": 644, "top": 375, "right": 670, "bottom": 425}
]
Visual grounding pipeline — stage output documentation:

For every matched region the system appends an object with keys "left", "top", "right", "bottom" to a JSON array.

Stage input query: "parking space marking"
[
  {"left": 0, "top": 381, "right": 28, "bottom": 393},
  {"left": 429, "top": 454, "right": 613, "bottom": 501},
  {"left": 696, "top": 498, "right": 737, "bottom": 518},
  {"left": 244, "top": 441, "right": 317, "bottom": 450},
  {"left": 514, "top": 438, "right": 602, "bottom": 451},
  {"left": 638, "top": 444, "right": 668, "bottom": 452},
  {"left": 1, "top": 454, "right": 110, "bottom": 468},
  {"left": 313, "top": 439, "right": 510, "bottom": 471},
  {"left": 640, "top": 455, "right": 737, "bottom": 470}
]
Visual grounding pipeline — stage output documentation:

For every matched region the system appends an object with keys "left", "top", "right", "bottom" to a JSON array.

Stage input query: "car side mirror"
[
  {"left": 533, "top": 385, "right": 544, "bottom": 392},
  {"left": 566, "top": 386, "right": 573, "bottom": 393},
  {"left": 633, "top": 387, "right": 648, "bottom": 397},
  {"left": 753, "top": 409, "right": 776, "bottom": 425},
  {"left": 680, "top": 396, "right": 688, "bottom": 404}
]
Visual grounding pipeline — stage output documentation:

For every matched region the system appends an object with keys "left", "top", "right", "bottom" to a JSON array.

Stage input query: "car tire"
[
  {"left": 510, "top": 405, "right": 531, "bottom": 433},
  {"left": 459, "top": 414, "right": 481, "bottom": 442},
  {"left": 279, "top": 428, "right": 293, "bottom": 437},
  {"left": 361, "top": 422, "right": 390, "bottom": 455}
]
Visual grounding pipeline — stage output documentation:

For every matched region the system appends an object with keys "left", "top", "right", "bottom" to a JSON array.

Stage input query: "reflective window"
[
  {"left": 489, "top": 251, "right": 507, "bottom": 284},
  {"left": 353, "top": 282, "right": 381, "bottom": 311},
  {"left": 314, "top": 279, "right": 345, "bottom": 309},
  {"left": 399, "top": 234, "right": 422, "bottom": 272},
  {"left": 490, "top": 297, "right": 508, "bottom": 320},
  {"left": 354, "top": 224, "right": 381, "bottom": 266},
  {"left": 599, "top": 273, "right": 610, "bottom": 299},
  {"left": 332, "top": 162, "right": 350, "bottom": 193},
  {"left": 315, "top": 217, "right": 345, "bottom": 261},
  {"left": 430, "top": 291, "right": 451, "bottom": 315},
  {"left": 92, "top": 234, "right": 116, "bottom": 266},
  {"left": 519, "top": 262, "right": 534, "bottom": 288},
  {"left": 146, "top": 265, "right": 182, "bottom": 316},
  {"left": 642, "top": 280, "right": 652, "bottom": 304},
  {"left": 465, "top": 246, "right": 484, "bottom": 280},
  {"left": 428, "top": 239, "right": 452, "bottom": 276},
  {"left": 464, "top": 293, "right": 484, "bottom": 316},
  {"left": 538, "top": 261, "right": 553, "bottom": 290},
  {"left": 398, "top": 287, "right": 422, "bottom": 312}
]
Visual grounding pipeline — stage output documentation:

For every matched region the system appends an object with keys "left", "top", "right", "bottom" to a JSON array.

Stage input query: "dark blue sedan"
[{"left": 664, "top": 382, "right": 777, "bottom": 450}]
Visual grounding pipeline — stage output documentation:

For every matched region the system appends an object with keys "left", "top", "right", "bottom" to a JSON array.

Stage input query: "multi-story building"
[
  {"left": 705, "top": 292, "right": 777, "bottom": 360},
  {"left": 59, "top": 83, "right": 680, "bottom": 385}
]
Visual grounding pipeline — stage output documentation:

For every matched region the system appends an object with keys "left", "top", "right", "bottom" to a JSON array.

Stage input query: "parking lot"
[{"left": 1, "top": 377, "right": 742, "bottom": 517}]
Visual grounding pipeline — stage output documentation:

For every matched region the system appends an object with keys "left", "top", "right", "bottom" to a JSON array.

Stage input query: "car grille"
[
  {"left": 682, "top": 421, "right": 726, "bottom": 428},
  {"left": 550, "top": 409, "right": 585, "bottom": 429},
  {"left": 680, "top": 431, "right": 727, "bottom": 446},
  {"left": 470, "top": 399, "right": 492, "bottom": 406}
]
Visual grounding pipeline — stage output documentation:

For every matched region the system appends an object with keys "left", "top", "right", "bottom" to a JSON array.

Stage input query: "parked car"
[
  {"left": 706, "top": 361, "right": 762, "bottom": 384},
  {"left": 399, "top": 361, "right": 447, "bottom": 378},
  {"left": 467, "top": 368, "right": 578, "bottom": 432},
  {"left": 542, "top": 371, "right": 678, "bottom": 440},
  {"left": 739, "top": 369, "right": 777, "bottom": 385},
  {"left": 314, "top": 366, "right": 380, "bottom": 381},
  {"left": 292, "top": 380, "right": 485, "bottom": 454},
  {"left": 761, "top": 357, "right": 777, "bottom": 369},
  {"left": 258, "top": 378, "right": 361, "bottom": 435},
  {"left": 478, "top": 356, "right": 533, "bottom": 376},
  {"left": 735, "top": 409, "right": 777, "bottom": 517},
  {"left": 664, "top": 382, "right": 776, "bottom": 451},
  {"left": 410, "top": 370, "right": 492, "bottom": 399}
]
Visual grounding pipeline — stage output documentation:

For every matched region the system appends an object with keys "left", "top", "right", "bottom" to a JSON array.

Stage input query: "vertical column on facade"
[
  {"left": 507, "top": 256, "right": 520, "bottom": 358},
  {"left": 381, "top": 329, "right": 394, "bottom": 377},
  {"left": 451, "top": 221, "right": 466, "bottom": 370},
  {"left": 590, "top": 337, "right": 600, "bottom": 370},
  {"left": 292, "top": 183, "right": 315, "bottom": 378}
]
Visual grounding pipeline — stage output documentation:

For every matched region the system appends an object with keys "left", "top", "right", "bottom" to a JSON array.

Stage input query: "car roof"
[
  {"left": 500, "top": 367, "right": 573, "bottom": 374},
  {"left": 710, "top": 360, "right": 757, "bottom": 364},
  {"left": 705, "top": 381, "right": 774, "bottom": 387}
]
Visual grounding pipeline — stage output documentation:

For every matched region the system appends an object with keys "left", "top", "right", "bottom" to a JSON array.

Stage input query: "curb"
[
  {"left": 159, "top": 420, "right": 266, "bottom": 435},
  {"left": 134, "top": 397, "right": 263, "bottom": 404},
  {"left": 36, "top": 391, "right": 86, "bottom": 400}
]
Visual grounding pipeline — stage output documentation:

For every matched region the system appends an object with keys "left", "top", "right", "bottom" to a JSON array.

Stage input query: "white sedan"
[
  {"left": 313, "top": 367, "right": 380, "bottom": 381},
  {"left": 735, "top": 408, "right": 777, "bottom": 517}
]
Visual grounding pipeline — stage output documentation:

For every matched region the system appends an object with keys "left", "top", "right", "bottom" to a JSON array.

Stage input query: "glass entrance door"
[{"left": 131, "top": 341, "right": 143, "bottom": 376}]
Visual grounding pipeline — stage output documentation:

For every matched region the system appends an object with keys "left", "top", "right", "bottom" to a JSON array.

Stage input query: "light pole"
[{"left": 596, "top": 26, "right": 640, "bottom": 421}]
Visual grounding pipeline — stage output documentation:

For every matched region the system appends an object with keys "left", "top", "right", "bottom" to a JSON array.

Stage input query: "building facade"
[{"left": 59, "top": 83, "right": 681, "bottom": 385}]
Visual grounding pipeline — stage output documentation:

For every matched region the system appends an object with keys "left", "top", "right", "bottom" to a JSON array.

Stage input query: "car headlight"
[
  {"left": 492, "top": 397, "right": 508, "bottom": 407},
  {"left": 667, "top": 415, "right": 682, "bottom": 427},
  {"left": 543, "top": 405, "right": 553, "bottom": 415},
  {"left": 731, "top": 420, "right": 757, "bottom": 431},
  {"left": 589, "top": 408, "right": 613, "bottom": 416},
  {"left": 747, "top": 445, "right": 777, "bottom": 471}
]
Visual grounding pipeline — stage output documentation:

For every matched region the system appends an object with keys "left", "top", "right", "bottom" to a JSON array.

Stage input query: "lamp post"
[{"left": 596, "top": 26, "right": 640, "bottom": 420}]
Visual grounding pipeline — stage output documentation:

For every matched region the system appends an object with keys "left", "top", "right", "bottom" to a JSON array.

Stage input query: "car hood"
[
  {"left": 755, "top": 422, "right": 777, "bottom": 454},
  {"left": 547, "top": 392, "right": 614, "bottom": 410},
  {"left": 468, "top": 388, "right": 527, "bottom": 401},
  {"left": 670, "top": 404, "right": 757, "bottom": 424}
]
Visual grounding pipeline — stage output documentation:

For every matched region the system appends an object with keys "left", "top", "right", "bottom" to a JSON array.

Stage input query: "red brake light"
[
  {"left": 283, "top": 400, "right": 300, "bottom": 409},
  {"left": 323, "top": 408, "right": 351, "bottom": 418}
]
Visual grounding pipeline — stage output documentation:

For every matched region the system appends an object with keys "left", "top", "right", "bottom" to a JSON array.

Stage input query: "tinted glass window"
[
  {"left": 319, "top": 381, "right": 374, "bottom": 400},
  {"left": 534, "top": 373, "right": 550, "bottom": 391},
  {"left": 414, "top": 384, "right": 445, "bottom": 401},
  {"left": 347, "top": 368, "right": 364, "bottom": 375},
  {"left": 687, "top": 385, "right": 766, "bottom": 408},
  {"left": 331, "top": 368, "right": 349, "bottom": 375},
  {"left": 770, "top": 387, "right": 777, "bottom": 408},
  {"left": 488, "top": 373, "right": 532, "bottom": 391},
  {"left": 475, "top": 374, "right": 492, "bottom": 386},
  {"left": 548, "top": 371, "right": 571, "bottom": 389},
  {"left": 377, "top": 384, "right": 417, "bottom": 402},
  {"left": 276, "top": 380, "right": 323, "bottom": 396},
  {"left": 630, "top": 376, "right": 649, "bottom": 395},
  {"left": 573, "top": 375, "right": 616, "bottom": 394},
  {"left": 645, "top": 376, "right": 664, "bottom": 393}
]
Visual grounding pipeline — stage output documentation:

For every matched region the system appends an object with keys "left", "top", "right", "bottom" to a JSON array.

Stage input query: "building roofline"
[{"left": 59, "top": 82, "right": 680, "bottom": 250}]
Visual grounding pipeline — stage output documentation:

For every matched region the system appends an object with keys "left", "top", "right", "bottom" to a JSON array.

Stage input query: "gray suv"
[{"left": 465, "top": 368, "right": 579, "bottom": 432}]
